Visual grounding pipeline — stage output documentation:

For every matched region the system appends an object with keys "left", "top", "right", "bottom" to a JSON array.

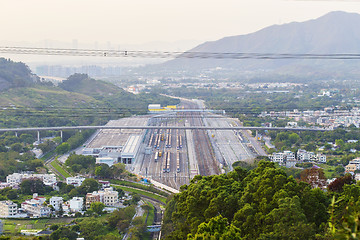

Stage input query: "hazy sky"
[{"left": 2, "top": 0, "right": 360, "bottom": 48}]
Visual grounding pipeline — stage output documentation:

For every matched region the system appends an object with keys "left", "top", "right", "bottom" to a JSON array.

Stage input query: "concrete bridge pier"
[
  {"left": 37, "top": 131, "right": 40, "bottom": 143},
  {"left": 60, "top": 130, "right": 63, "bottom": 142},
  {"left": 15, "top": 132, "right": 18, "bottom": 137}
]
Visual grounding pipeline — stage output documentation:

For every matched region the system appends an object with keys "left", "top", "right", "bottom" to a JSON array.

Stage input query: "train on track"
[
  {"left": 163, "top": 152, "right": 171, "bottom": 173},
  {"left": 176, "top": 151, "right": 180, "bottom": 173}
]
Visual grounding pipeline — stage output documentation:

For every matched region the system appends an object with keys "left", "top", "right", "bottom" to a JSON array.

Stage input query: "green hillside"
[
  {"left": 0, "top": 78, "right": 179, "bottom": 128},
  {"left": 58, "top": 73, "right": 121, "bottom": 97},
  {"left": 0, "top": 58, "right": 37, "bottom": 91}
]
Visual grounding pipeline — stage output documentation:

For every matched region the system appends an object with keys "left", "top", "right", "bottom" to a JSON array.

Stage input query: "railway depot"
[{"left": 82, "top": 117, "right": 149, "bottom": 165}]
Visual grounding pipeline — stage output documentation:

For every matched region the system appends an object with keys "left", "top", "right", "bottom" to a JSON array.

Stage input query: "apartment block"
[{"left": 0, "top": 200, "right": 18, "bottom": 218}]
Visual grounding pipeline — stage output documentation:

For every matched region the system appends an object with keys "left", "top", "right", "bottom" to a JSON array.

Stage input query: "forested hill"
[
  {"left": 0, "top": 72, "right": 179, "bottom": 128},
  {"left": 163, "top": 161, "right": 360, "bottom": 239},
  {"left": 0, "top": 58, "right": 38, "bottom": 91},
  {"left": 58, "top": 73, "right": 121, "bottom": 97}
]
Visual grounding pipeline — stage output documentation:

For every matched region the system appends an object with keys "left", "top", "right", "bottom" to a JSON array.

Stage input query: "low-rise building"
[
  {"left": 96, "top": 157, "right": 117, "bottom": 167},
  {"left": 297, "top": 149, "right": 315, "bottom": 161},
  {"left": 86, "top": 192, "right": 102, "bottom": 209},
  {"left": 283, "top": 151, "right": 295, "bottom": 161},
  {"left": 66, "top": 176, "right": 85, "bottom": 187},
  {"left": 6, "top": 173, "right": 56, "bottom": 188},
  {"left": 0, "top": 182, "right": 10, "bottom": 189},
  {"left": 345, "top": 164, "right": 357, "bottom": 173},
  {"left": 85, "top": 187, "right": 119, "bottom": 208},
  {"left": 103, "top": 188, "right": 119, "bottom": 207},
  {"left": 269, "top": 152, "right": 286, "bottom": 164},
  {"left": 317, "top": 154, "right": 327, "bottom": 163},
  {"left": 69, "top": 197, "right": 84, "bottom": 212},
  {"left": 269, "top": 151, "right": 295, "bottom": 164},
  {"left": 0, "top": 200, "right": 18, "bottom": 218},
  {"left": 349, "top": 158, "right": 360, "bottom": 170},
  {"left": 49, "top": 197, "right": 63, "bottom": 211},
  {"left": 21, "top": 193, "right": 51, "bottom": 218},
  {"left": 98, "top": 180, "right": 111, "bottom": 189}
]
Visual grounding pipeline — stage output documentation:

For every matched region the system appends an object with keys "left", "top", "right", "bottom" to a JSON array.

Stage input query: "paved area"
[
  {"left": 204, "top": 116, "right": 255, "bottom": 171},
  {"left": 87, "top": 117, "right": 149, "bottom": 148}
]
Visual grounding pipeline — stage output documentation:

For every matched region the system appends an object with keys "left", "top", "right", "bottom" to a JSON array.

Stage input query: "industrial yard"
[{"left": 82, "top": 98, "right": 262, "bottom": 190}]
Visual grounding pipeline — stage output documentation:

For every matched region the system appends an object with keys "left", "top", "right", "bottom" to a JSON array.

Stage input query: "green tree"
[
  {"left": 95, "top": 164, "right": 112, "bottom": 178},
  {"left": 188, "top": 215, "right": 242, "bottom": 240},
  {"left": 79, "top": 217, "right": 106, "bottom": 240},
  {"left": 78, "top": 178, "right": 99, "bottom": 194},
  {"left": 10, "top": 142, "right": 23, "bottom": 152},
  {"left": 90, "top": 202, "right": 105, "bottom": 215},
  {"left": 288, "top": 133, "right": 300, "bottom": 144},
  {"left": 20, "top": 178, "right": 45, "bottom": 195},
  {"left": 50, "top": 226, "right": 77, "bottom": 240},
  {"left": 20, "top": 133, "right": 35, "bottom": 144},
  {"left": 55, "top": 142, "right": 70, "bottom": 154},
  {"left": 6, "top": 189, "right": 17, "bottom": 200}
]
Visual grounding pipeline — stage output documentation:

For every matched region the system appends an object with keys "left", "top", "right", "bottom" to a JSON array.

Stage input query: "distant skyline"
[{"left": 1, "top": 0, "right": 360, "bottom": 47}]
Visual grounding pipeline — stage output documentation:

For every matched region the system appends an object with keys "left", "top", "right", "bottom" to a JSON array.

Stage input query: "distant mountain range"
[{"left": 162, "top": 11, "right": 360, "bottom": 79}]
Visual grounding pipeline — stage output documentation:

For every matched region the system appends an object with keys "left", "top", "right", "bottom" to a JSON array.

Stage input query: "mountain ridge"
[{"left": 163, "top": 11, "right": 360, "bottom": 77}]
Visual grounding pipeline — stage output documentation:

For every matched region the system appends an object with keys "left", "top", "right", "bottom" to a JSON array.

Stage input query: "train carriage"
[{"left": 176, "top": 152, "right": 180, "bottom": 172}]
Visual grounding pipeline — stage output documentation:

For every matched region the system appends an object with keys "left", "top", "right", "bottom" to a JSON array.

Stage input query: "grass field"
[
  {"left": 51, "top": 160, "right": 71, "bottom": 178},
  {"left": 110, "top": 179, "right": 170, "bottom": 197},
  {"left": 2, "top": 218, "right": 74, "bottom": 235},
  {"left": 144, "top": 201, "right": 155, "bottom": 226},
  {"left": 114, "top": 186, "right": 167, "bottom": 205},
  {"left": 318, "top": 163, "right": 338, "bottom": 179}
]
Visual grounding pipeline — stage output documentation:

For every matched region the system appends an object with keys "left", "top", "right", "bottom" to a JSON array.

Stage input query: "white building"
[
  {"left": 86, "top": 187, "right": 119, "bottom": 208},
  {"left": 283, "top": 151, "right": 296, "bottom": 161},
  {"left": 269, "top": 151, "right": 295, "bottom": 164},
  {"left": 96, "top": 157, "right": 117, "bottom": 167},
  {"left": 21, "top": 194, "right": 51, "bottom": 218},
  {"left": 121, "top": 135, "right": 141, "bottom": 164},
  {"left": 66, "top": 176, "right": 85, "bottom": 187},
  {"left": 69, "top": 197, "right": 84, "bottom": 212},
  {"left": 0, "top": 182, "right": 10, "bottom": 189},
  {"left": 103, "top": 188, "right": 119, "bottom": 207},
  {"left": 6, "top": 173, "right": 56, "bottom": 188},
  {"left": 297, "top": 149, "right": 315, "bottom": 161},
  {"left": 269, "top": 153, "right": 286, "bottom": 164},
  {"left": 49, "top": 197, "right": 63, "bottom": 211},
  {"left": 99, "top": 180, "right": 111, "bottom": 189},
  {"left": 0, "top": 200, "right": 18, "bottom": 218},
  {"left": 317, "top": 154, "right": 327, "bottom": 163}
]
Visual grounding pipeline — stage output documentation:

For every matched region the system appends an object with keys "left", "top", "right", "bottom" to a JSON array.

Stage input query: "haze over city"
[{"left": 2, "top": 0, "right": 360, "bottom": 48}]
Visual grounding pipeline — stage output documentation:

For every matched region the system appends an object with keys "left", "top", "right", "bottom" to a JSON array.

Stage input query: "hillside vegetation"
[
  {"left": 0, "top": 70, "right": 179, "bottom": 128},
  {"left": 0, "top": 58, "right": 37, "bottom": 91},
  {"left": 163, "top": 161, "right": 360, "bottom": 239}
]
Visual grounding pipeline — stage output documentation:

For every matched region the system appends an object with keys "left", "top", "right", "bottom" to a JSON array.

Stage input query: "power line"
[{"left": 2, "top": 46, "right": 360, "bottom": 59}]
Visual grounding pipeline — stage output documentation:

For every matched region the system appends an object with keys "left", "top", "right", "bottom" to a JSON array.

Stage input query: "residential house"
[
  {"left": 345, "top": 164, "right": 357, "bottom": 173},
  {"left": 0, "top": 200, "right": 18, "bottom": 218},
  {"left": 69, "top": 197, "right": 84, "bottom": 212},
  {"left": 49, "top": 197, "right": 63, "bottom": 211},
  {"left": 85, "top": 187, "right": 119, "bottom": 208},
  {"left": 21, "top": 193, "right": 51, "bottom": 218},
  {"left": 6, "top": 173, "right": 56, "bottom": 188},
  {"left": 66, "top": 176, "right": 85, "bottom": 187}
]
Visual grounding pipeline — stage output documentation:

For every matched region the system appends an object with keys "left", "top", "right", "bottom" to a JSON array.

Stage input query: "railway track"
[{"left": 184, "top": 101, "right": 220, "bottom": 176}]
